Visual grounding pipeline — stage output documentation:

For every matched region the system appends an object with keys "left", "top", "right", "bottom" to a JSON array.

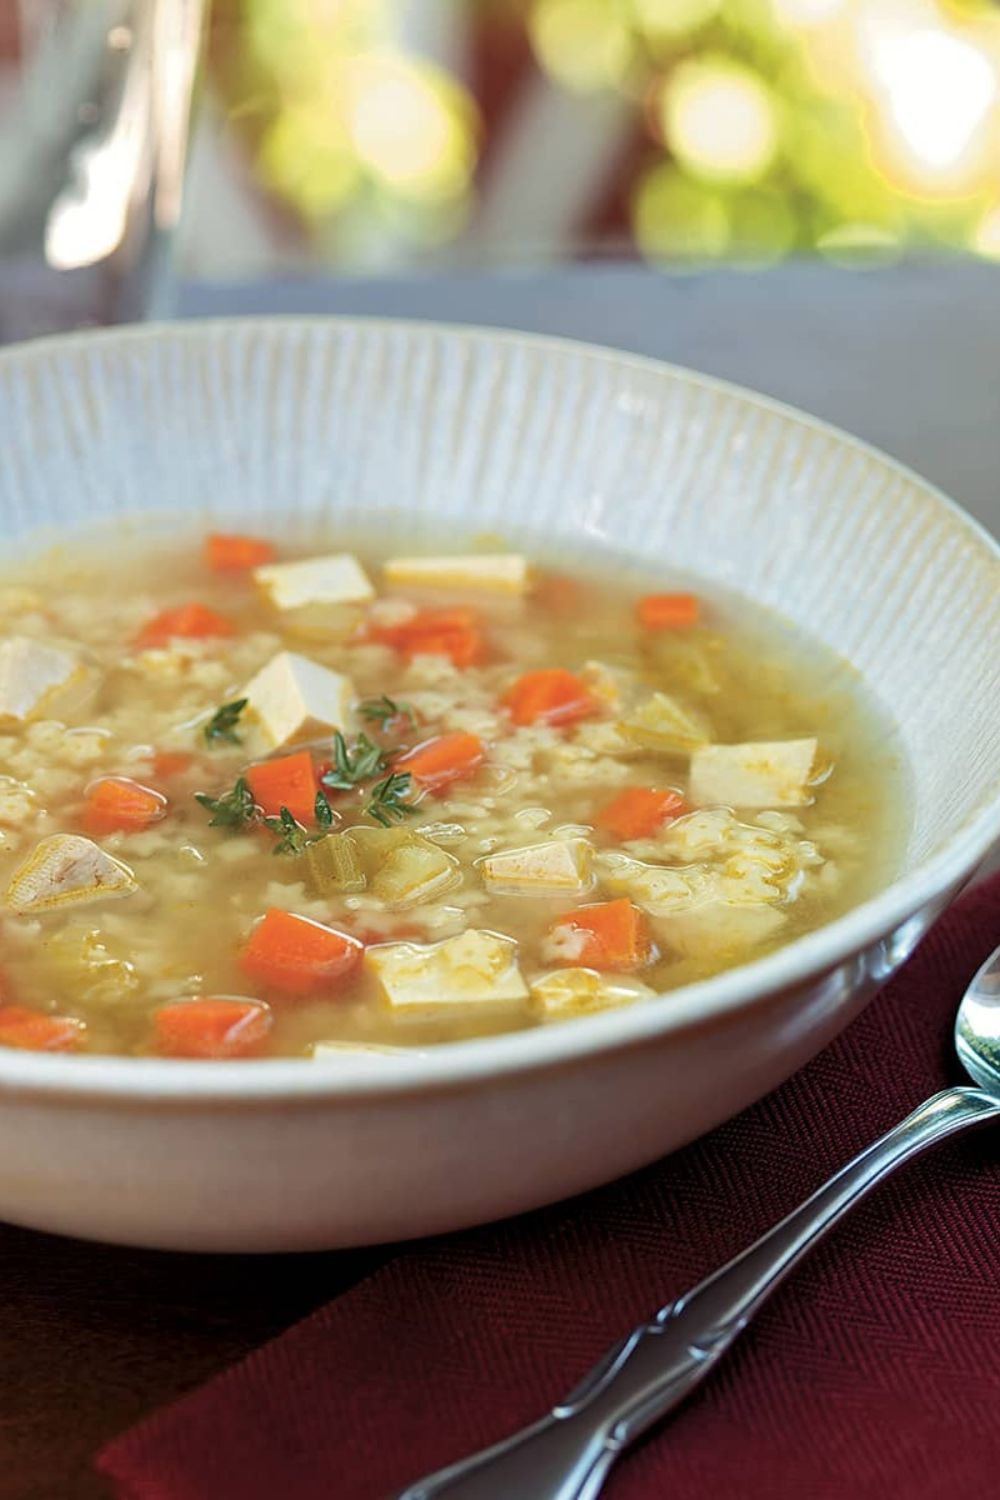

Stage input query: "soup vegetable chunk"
[{"left": 0, "top": 529, "right": 900, "bottom": 1060}]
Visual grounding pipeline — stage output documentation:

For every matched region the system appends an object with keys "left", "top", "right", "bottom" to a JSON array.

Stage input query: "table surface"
[{"left": 5, "top": 260, "right": 1000, "bottom": 1500}]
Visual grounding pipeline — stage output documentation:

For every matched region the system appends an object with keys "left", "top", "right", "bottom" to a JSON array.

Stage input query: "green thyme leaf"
[
  {"left": 263, "top": 805, "right": 311, "bottom": 856},
  {"left": 321, "top": 732, "right": 387, "bottom": 791},
  {"left": 315, "top": 789, "right": 335, "bottom": 830},
  {"left": 359, "top": 694, "right": 417, "bottom": 730},
  {"left": 365, "top": 771, "right": 416, "bottom": 827},
  {"left": 194, "top": 776, "right": 258, "bottom": 830},
  {"left": 203, "top": 697, "right": 248, "bottom": 746}
]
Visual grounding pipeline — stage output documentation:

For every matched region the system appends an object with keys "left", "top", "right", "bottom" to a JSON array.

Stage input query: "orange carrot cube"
[
  {"left": 637, "top": 593, "right": 700, "bottom": 631},
  {"left": 246, "top": 752, "right": 318, "bottom": 826},
  {"left": 205, "top": 533, "right": 276, "bottom": 573},
  {"left": 595, "top": 788, "right": 687, "bottom": 841},
  {"left": 240, "top": 910, "right": 362, "bottom": 998},
  {"left": 153, "top": 997, "right": 273, "bottom": 1059}
]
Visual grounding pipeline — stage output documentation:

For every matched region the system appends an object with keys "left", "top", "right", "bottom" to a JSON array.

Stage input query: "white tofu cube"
[
  {"left": 242, "top": 651, "right": 355, "bottom": 750},
  {"left": 657, "top": 902, "right": 787, "bottom": 959},
  {"left": 366, "top": 929, "right": 529, "bottom": 1019},
  {"left": 0, "top": 636, "right": 85, "bottom": 723},
  {"left": 5, "top": 835, "right": 136, "bottom": 914},
  {"left": 689, "top": 739, "right": 818, "bottom": 809},
  {"left": 479, "top": 838, "right": 592, "bottom": 896},
  {"left": 530, "top": 968, "right": 655, "bottom": 1018},
  {"left": 253, "top": 554, "right": 374, "bottom": 611},
  {"left": 595, "top": 851, "right": 705, "bottom": 915},
  {"left": 383, "top": 554, "right": 530, "bottom": 594}
]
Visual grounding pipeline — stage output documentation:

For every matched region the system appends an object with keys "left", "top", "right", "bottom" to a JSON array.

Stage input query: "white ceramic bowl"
[{"left": 0, "top": 319, "right": 998, "bottom": 1252}]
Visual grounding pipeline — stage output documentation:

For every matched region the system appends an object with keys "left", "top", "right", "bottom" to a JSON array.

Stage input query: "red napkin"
[{"left": 100, "top": 872, "right": 1000, "bottom": 1500}]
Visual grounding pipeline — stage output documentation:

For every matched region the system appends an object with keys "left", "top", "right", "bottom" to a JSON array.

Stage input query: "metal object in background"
[{"left": 0, "top": 0, "right": 204, "bottom": 341}]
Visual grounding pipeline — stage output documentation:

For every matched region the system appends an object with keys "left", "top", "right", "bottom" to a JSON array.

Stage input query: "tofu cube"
[
  {"left": 479, "top": 838, "right": 592, "bottom": 896},
  {"left": 657, "top": 902, "right": 787, "bottom": 959},
  {"left": 0, "top": 636, "right": 85, "bottom": 723},
  {"left": 254, "top": 554, "right": 374, "bottom": 611},
  {"left": 530, "top": 968, "right": 654, "bottom": 1019},
  {"left": 5, "top": 835, "right": 136, "bottom": 914},
  {"left": 689, "top": 739, "right": 818, "bottom": 809},
  {"left": 365, "top": 929, "right": 529, "bottom": 1019},
  {"left": 595, "top": 851, "right": 703, "bottom": 915},
  {"left": 383, "top": 554, "right": 530, "bottom": 594},
  {"left": 242, "top": 651, "right": 355, "bottom": 750}
]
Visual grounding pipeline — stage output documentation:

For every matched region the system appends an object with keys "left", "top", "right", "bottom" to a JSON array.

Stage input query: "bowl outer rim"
[{"left": 0, "top": 314, "right": 996, "bottom": 1105}]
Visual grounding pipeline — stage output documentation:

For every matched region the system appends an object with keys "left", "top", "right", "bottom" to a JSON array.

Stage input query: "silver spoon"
[{"left": 394, "top": 938, "right": 1000, "bottom": 1500}]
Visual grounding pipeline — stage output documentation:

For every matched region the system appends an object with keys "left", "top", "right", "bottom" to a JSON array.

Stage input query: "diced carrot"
[
  {"left": 83, "top": 777, "right": 167, "bottom": 835},
  {"left": 394, "top": 732, "right": 485, "bottom": 792},
  {"left": 0, "top": 1004, "right": 84, "bottom": 1052},
  {"left": 152, "top": 750, "right": 195, "bottom": 779},
  {"left": 153, "top": 997, "right": 273, "bottom": 1059},
  {"left": 501, "top": 668, "right": 597, "bottom": 728},
  {"left": 637, "top": 593, "right": 700, "bottom": 631},
  {"left": 536, "top": 573, "right": 583, "bottom": 613},
  {"left": 205, "top": 533, "right": 276, "bottom": 573},
  {"left": 240, "top": 909, "right": 362, "bottom": 997},
  {"left": 595, "top": 788, "right": 687, "bottom": 842},
  {"left": 547, "top": 898, "right": 651, "bottom": 971},
  {"left": 136, "top": 603, "right": 235, "bottom": 649},
  {"left": 369, "top": 608, "right": 485, "bottom": 668},
  {"left": 246, "top": 751, "right": 318, "bottom": 826}
]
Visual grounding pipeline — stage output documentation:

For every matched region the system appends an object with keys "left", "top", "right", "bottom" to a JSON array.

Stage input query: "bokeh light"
[
  {"left": 772, "top": 0, "right": 844, "bottom": 25},
  {"left": 633, "top": 165, "right": 730, "bottom": 260},
  {"left": 344, "top": 54, "right": 476, "bottom": 200},
  {"left": 973, "top": 204, "right": 1000, "bottom": 258},
  {"left": 727, "top": 187, "right": 798, "bottom": 264},
  {"left": 529, "top": 0, "right": 633, "bottom": 92},
  {"left": 662, "top": 58, "right": 780, "bottom": 184},
  {"left": 869, "top": 25, "right": 996, "bottom": 180},
  {"left": 816, "top": 222, "right": 902, "bottom": 265},
  {"left": 258, "top": 112, "right": 359, "bottom": 222},
  {"left": 632, "top": 0, "right": 722, "bottom": 42},
  {"left": 214, "top": 0, "right": 1000, "bottom": 269}
]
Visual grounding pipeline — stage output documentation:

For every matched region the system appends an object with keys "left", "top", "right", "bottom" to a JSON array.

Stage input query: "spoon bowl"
[{"left": 956, "top": 942, "right": 1000, "bottom": 1092}]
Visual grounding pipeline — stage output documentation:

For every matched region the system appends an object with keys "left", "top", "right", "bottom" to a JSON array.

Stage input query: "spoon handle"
[{"left": 392, "top": 1085, "right": 1000, "bottom": 1500}]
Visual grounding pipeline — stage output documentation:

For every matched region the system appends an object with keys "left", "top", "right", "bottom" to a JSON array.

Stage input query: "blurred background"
[
  {"left": 5, "top": 0, "right": 1000, "bottom": 303},
  {"left": 180, "top": 0, "right": 1000, "bottom": 279}
]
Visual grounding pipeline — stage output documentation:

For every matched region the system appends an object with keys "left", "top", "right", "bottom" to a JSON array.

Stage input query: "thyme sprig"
[
  {"left": 359, "top": 694, "right": 417, "bottom": 730},
  {"left": 321, "top": 732, "right": 387, "bottom": 791},
  {"left": 194, "top": 776, "right": 257, "bottom": 829},
  {"left": 365, "top": 771, "right": 416, "bottom": 827},
  {"left": 203, "top": 698, "right": 248, "bottom": 746}
]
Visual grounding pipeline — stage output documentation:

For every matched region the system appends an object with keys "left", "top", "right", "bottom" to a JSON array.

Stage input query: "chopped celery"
[
  {"left": 347, "top": 824, "right": 411, "bottom": 873},
  {"left": 618, "top": 690, "right": 710, "bottom": 754},
  {"left": 370, "top": 835, "right": 460, "bottom": 908},
  {"left": 646, "top": 633, "right": 724, "bottom": 696},
  {"left": 303, "top": 833, "right": 366, "bottom": 895}
]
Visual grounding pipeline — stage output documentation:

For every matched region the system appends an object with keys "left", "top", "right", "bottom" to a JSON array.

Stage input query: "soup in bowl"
[
  {"left": 0, "top": 319, "right": 995, "bottom": 1251},
  {"left": 0, "top": 527, "right": 903, "bottom": 1062}
]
